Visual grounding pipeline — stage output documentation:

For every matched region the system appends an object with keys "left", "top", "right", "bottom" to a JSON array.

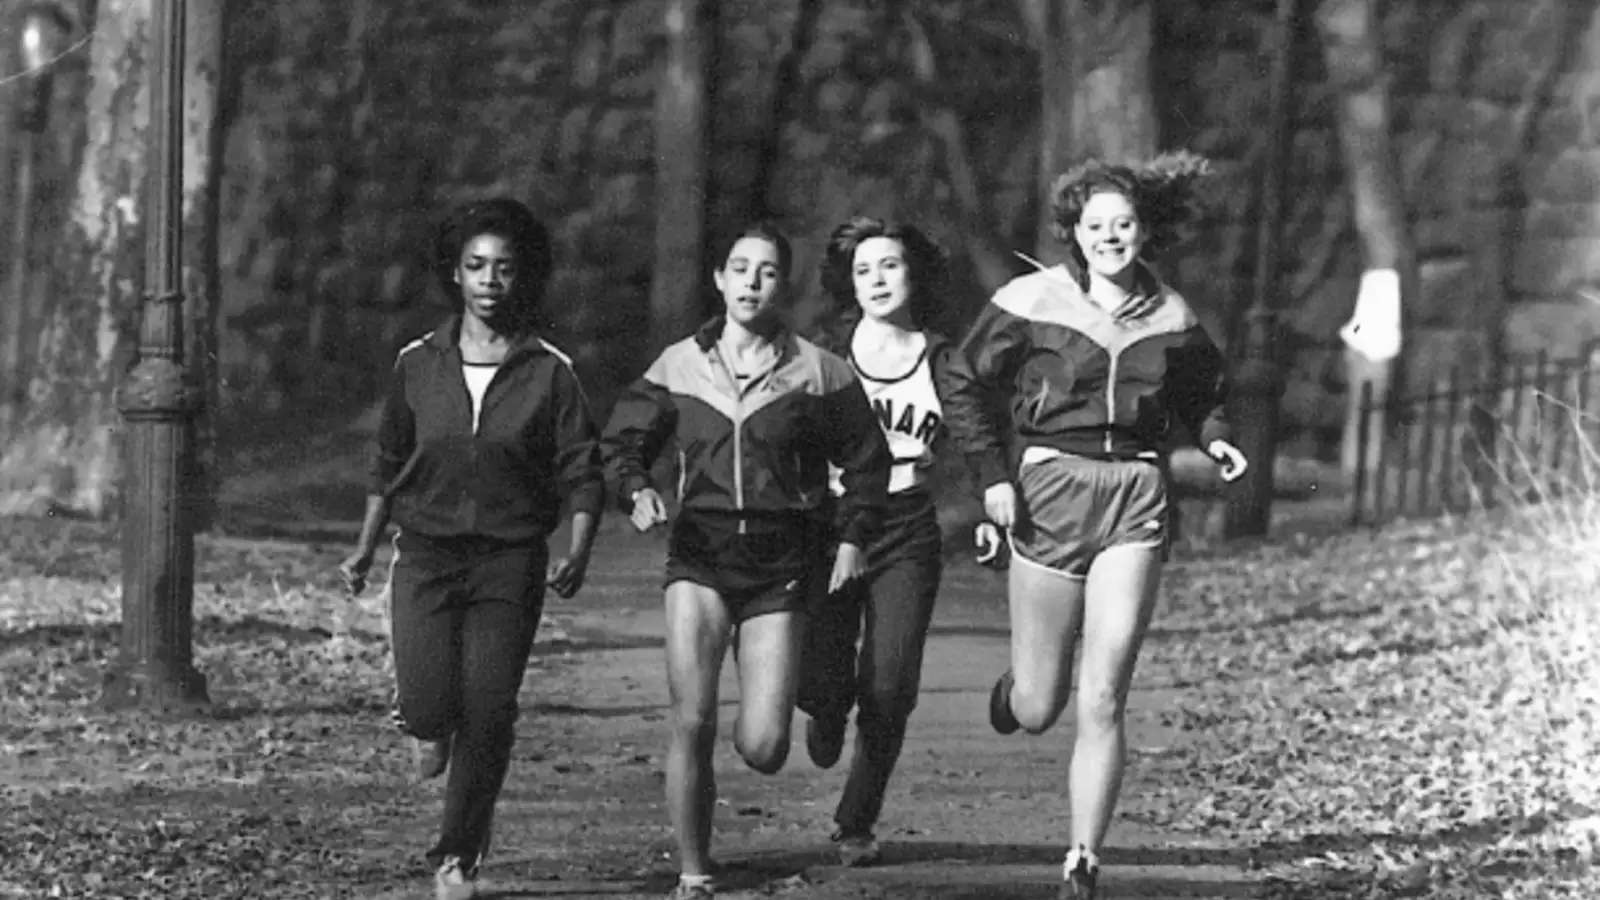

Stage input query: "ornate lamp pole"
[
  {"left": 0, "top": 2, "right": 71, "bottom": 430},
  {"left": 104, "top": 0, "right": 208, "bottom": 710},
  {"left": 1223, "top": 0, "right": 1297, "bottom": 538}
]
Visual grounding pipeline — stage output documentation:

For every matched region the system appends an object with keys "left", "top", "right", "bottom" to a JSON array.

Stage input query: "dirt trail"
[{"left": 354, "top": 557, "right": 1262, "bottom": 900}]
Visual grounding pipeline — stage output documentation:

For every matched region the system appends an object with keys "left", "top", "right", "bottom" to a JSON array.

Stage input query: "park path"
[{"left": 353, "top": 540, "right": 1263, "bottom": 900}]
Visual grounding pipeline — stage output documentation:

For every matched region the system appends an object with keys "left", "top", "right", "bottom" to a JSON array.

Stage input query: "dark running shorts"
[
  {"left": 664, "top": 511, "right": 818, "bottom": 623},
  {"left": 1011, "top": 453, "right": 1169, "bottom": 578}
]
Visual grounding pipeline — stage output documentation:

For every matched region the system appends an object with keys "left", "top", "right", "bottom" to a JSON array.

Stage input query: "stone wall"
[{"left": 194, "top": 0, "right": 1600, "bottom": 452}]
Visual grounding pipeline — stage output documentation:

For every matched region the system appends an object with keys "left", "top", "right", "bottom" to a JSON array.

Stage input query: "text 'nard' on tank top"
[{"left": 832, "top": 337, "right": 943, "bottom": 496}]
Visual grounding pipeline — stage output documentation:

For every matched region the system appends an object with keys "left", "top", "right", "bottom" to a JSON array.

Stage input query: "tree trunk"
[
  {"left": 1021, "top": 0, "right": 1156, "bottom": 261},
  {"left": 650, "top": 0, "right": 715, "bottom": 351},
  {"left": 0, "top": 0, "right": 225, "bottom": 519},
  {"left": 1314, "top": 0, "right": 1416, "bottom": 482}
]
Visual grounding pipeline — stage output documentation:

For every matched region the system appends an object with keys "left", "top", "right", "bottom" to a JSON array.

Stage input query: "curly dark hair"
[
  {"left": 820, "top": 216, "right": 949, "bottom": 330},
  {"left": 1048, "top": 150, "right": 1212, "bottom": 277},
  {"left": 432, "top": 197, "right": 554, "bottom": 318}
]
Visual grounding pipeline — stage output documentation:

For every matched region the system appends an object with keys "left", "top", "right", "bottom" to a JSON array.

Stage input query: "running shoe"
[
  {"left": 833, "top": 830, "right": 881, "bottom": 867},
  {"left": 806, "top": 714, "right": 847, "bottom": 769},
  {"left": 434, "top": 854, "right": 478, "bottom": 900},
  {"left": 413, "top": 736, "right": 451, "bottom": 781},
  {"left": 668, "top": 878, "right": 715, "bottom": 898},
  {"left": 989, "top": 670, "right": 1020, "bottom": 735},
  {"left": 1061, "top": 855, "right": 1097, "bottom": 899}
]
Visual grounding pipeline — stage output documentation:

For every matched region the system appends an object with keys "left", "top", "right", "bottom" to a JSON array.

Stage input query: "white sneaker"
[{"left": 434, "top": 855, "right": 478, "bottom": 900}]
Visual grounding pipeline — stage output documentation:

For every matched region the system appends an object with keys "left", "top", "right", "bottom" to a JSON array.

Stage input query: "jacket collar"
[
  {"left": 691, "top": 315, "right": 798, "bottom": 367},
  {"left": 425, "top": 315, "right": 550, "bottom": 359}
]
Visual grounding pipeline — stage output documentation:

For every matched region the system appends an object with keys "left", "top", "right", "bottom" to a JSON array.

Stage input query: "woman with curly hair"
[
  {"left": 339, "top": 197, "right": 604, "bottom": 900},
  {"left": 942, "top": 154, "right": 1248, "bottom": 899},
  {"left": 797, "top": 216, "right": 969, "bottom": 866}
]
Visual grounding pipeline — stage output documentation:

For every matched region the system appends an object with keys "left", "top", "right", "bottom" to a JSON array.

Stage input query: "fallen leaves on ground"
[{"left": 2, "top": 490, "right": 1597, "bottom": 898}]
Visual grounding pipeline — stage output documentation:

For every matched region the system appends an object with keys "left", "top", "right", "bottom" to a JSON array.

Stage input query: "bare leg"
[
  {"left": 732, "top": 610, "right": 802, "bottom": 774},
  {"left": 663, "top": 581, "right": 733, "bottom": 878},
  {"left": 1069, "top": 544, "right": 1162, "bottom": 856},
  {"left": 1006, "top": 554, "right": 1085, "bottom": 734}
]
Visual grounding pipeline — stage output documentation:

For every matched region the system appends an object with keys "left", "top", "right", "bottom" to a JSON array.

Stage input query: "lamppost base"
[{"left": 102, "top": 659, "right": 210, "bottom": 712}]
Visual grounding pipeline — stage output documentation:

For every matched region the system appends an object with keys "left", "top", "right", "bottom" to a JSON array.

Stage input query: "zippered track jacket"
[
  {"left": 943, "top": 265, "right": 1231, "bottom": 490},
  {"left": 372, "top": 317, "right": 605, "bottom": 544},
  {"left": 602, "top": 318, "right": 890, "bottom": 548}
]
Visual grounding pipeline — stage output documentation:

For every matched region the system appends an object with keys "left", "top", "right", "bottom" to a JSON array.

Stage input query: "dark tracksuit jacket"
[
  {"left": 602, "top": 317, "right": 890, "bottom": 561},
  {"left": 373, "top": 318, "right": 606, "bottom": 546},
  {"left": 942, "top": 263, "right": 1232, "bottom": 490}
]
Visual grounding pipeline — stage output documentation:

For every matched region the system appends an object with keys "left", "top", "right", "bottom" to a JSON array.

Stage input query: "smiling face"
[
  {"left": 713, "top": 236, "right": 785, "bottom": 328},
  {"left": 1073, "top": 190, "right": 1146, "bottom": 281},
  {"left": 851, "top": 236, "right": 914, "bottom": 326},
  {"left": 454, "top": 233, "right": 519, "bottom": 324}
]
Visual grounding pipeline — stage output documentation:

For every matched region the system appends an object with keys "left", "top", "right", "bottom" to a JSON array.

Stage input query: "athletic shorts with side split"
[
  {"left": 664, "top": 510, "right": 819, "bottom": 623},
  {"left": 1011, "top": 451, "right": 1170, "bottom": 578}
]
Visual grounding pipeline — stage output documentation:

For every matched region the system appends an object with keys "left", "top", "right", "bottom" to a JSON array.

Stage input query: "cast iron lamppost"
[
  {"left": 0, "top": 2, "right": 71, "bottom": 430},
  {"left": 1223, "top": 0, "right": 1296, "bottom": 538},
  {"left": 104, "top": 0, "right": 208, "bottom": 709}
]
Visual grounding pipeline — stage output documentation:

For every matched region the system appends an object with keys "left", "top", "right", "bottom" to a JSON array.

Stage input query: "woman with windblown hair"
[{"left": 941, "top": 153, "right": 1248, "bottom": 900}]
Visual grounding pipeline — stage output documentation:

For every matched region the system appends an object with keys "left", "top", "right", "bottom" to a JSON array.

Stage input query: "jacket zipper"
[
  {"left": 1104, "top": 348, "right": 1117, "bottom": 455},
  {"left": 710, "top": 346, "right": 748, "bottom": 532}
]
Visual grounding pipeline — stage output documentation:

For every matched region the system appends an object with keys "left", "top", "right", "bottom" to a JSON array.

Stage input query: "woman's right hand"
[
  {"left": 982, "top": 481, "right": 1017, "bottom": 530},
  {"left": 338, "top": 549, "right": 374, "bottom": 596},
  {"left": 630, "top": 487, "right": 670, "bottom": 532}
]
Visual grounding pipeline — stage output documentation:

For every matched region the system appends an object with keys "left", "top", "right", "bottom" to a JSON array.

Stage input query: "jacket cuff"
[
  {"left": 616, "top": 474, "right": 652, "bottom": 510},
  {"left": 967, "top": 452, "right": 1010, "bottom": 495},
  {"left": 567, "top": 479, "right": 606, "bottom": 518}
]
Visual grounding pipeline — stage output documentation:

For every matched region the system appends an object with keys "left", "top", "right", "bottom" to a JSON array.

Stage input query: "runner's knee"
[
  {"left": 734, "top": 719, "right": 791, "bottom": 774},
  {"left": 858, "top": 683, "right": 917, "bottom": 724},
  {"left": 1010, "top": 680, "right": 1066, "bottom": 734}
]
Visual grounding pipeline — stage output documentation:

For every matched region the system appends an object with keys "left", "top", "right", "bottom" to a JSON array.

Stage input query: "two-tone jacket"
[
  {"left": 372, "top": 317, "right": 605, "bottom": 544},
  {"left": 602, "top": 318, "right": 890, "bottom": 549},
  {"left": 943, "top": 264, "right": 1231, "bottom": 490}
]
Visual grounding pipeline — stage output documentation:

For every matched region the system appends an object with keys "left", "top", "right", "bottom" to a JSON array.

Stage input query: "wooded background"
[{"left": 2, "top": 0, "right": 1599, "bottom": 520}]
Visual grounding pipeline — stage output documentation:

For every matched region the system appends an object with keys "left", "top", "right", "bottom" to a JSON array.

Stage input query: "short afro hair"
[{"left": 432, "top": 197, "right": 554, "bottom": 311}]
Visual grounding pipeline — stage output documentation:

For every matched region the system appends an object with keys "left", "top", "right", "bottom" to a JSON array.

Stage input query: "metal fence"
[{"left": 1347, "top": 341, "right": 1600, "bottom": 526}]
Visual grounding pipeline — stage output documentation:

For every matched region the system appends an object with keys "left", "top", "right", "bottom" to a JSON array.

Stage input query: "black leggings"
[
  {"left": 389, "top": 536, "right": 546, "bottom": 868},
  {"left": 798, "top": 489, "right": 942, "bottom": 834}
]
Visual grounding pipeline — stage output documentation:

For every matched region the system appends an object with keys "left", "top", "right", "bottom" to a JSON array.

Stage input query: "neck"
[
  {"left": 1086, "top": 265, "right": 1139, "bottom": 301},
  {"left": 722, "top": 315, "right": 779, "bottom": 351},
  {"left": 854, "top": 314, "right": 918, "bottom": 343},
  {"left": 460, "top": 313, "right": 512, "bottom": 345}
]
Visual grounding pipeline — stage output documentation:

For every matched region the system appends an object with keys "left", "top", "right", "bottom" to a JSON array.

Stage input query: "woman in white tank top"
[{"left": 797, "top": 216, "right": 970, "bottom": 867}]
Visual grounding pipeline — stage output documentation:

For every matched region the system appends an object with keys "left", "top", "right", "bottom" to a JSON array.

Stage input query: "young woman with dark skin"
[
  {"left": 602, "top": 221, "right": 890, "bottom": 899},
  {"left": 339, "top": 198, "right": 603, "bottom": 900}
]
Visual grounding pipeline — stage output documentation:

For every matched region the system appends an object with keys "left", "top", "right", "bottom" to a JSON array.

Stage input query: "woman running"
[
  {"left": 797, "top": 216, "right": 961, "bottom": 866},
  {"left": 943, "top": 154, "right": 1247, "bottom": 899},
  {"left": 601, "top": 221, "right": 890, "bottom": 899},
  {"left": 339, "top": 198, "right": 604, "bottom": 900}
]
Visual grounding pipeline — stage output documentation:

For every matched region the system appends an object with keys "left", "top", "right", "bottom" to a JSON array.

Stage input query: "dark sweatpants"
[
  {"left": 389, "top": 533, "right": 547, "bottom": 868},
  {"left": 798, "top": 488, "right": 942, "bottom": 835}
]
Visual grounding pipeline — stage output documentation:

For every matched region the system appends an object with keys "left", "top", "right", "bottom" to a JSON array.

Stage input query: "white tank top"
[
  {"left": 831, "top": 339, "right": 943, "bottom": 496},
  {"left": 462, "top": 362, "right": 498, "bottom": 434}
]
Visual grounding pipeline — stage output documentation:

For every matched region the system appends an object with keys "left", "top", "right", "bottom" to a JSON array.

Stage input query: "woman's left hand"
[
  {"left": 1207, "top": 439, "right": 1249, "bottom": 483},
  {"left": 828, "top": 543, "right": 866, "bottom": 594},
  {"left": 546, "top": 553, "right": 590, "bottom": 598}
]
